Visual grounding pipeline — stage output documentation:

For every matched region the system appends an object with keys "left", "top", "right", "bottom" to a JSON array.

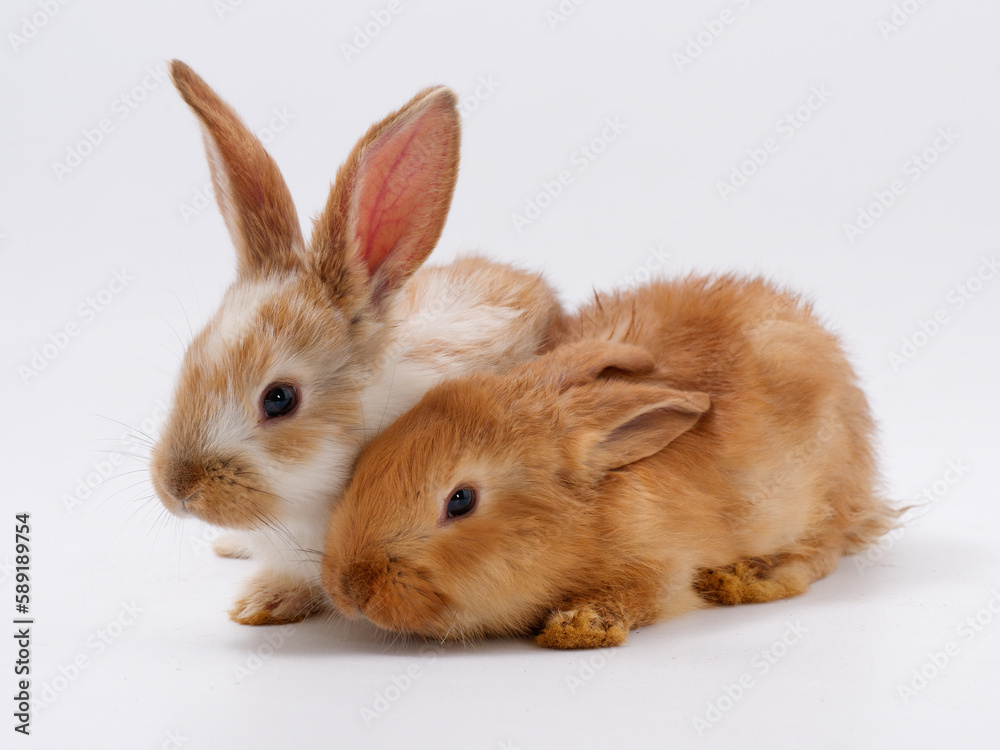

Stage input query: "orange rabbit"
[{"left": 321, "top": 275, "right": 898, "bottom": 648}]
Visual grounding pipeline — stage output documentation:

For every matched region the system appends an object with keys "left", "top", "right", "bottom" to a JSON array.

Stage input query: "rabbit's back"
[{"left": 573, "top": 276, "right": 895, "bottom": 581}]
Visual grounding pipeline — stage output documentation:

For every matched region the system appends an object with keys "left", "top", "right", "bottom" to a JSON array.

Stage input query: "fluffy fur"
[
  {"left": 150, "top": 62, "right": 564, "bottom": 625},
  {"left": 321, "top": 275, "right": 899, "bottom": 648}
]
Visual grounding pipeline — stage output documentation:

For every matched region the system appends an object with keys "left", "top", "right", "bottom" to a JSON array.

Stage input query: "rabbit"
[
  {"left": 149, "top": 62, "right": 564, "bottom": 626},
  {"left": 321, "top": 275, "right": 899, "bottom": 648}
]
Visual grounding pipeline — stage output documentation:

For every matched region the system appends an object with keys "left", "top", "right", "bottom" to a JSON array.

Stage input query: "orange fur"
[{"left": 321, "top": 275, "right": 898, "bottom": 648}]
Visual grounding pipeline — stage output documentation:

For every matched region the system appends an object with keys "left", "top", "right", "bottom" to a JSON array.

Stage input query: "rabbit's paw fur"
[
  {"left": 212, "top": 533, "right": 251, "bottom": 559},
  {"left": 229, "top": 573, "right": 321, "bottom": 626},
  {"left": 694, "top": 556, "right": 802, "bottom": 605},
  {"left": 536, "top": 604, "right": 629, "bottom": 649}
]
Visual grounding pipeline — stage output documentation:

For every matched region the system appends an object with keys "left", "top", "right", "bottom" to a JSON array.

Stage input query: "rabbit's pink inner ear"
[{"left": 350, "top": 89, "right": 460, "bottom": 304}]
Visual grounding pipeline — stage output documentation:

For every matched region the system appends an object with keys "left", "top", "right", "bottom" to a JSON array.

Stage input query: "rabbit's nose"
[
  {"left": 163, "top": 460, "right": 203, "bottom": 504},
  {"left": 340, "top": 559, "right": 386, "bottom": 608},
  {"left": 149, "top": 447, "right": 202, "bottom": 508}
]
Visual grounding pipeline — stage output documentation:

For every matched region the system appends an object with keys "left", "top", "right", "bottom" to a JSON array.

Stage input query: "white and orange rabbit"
[
  {"left": 322, "top": 276, "right": 898, "bottom": 648},
  {"left": 149, "top": 62, "right": 563, "bottom": 625}
]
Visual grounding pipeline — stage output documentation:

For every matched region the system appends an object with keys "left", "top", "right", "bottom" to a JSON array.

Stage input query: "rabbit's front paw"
[
  {"left": 212, "top": 532, "right": 251, "bottom": 559},
  {"left": 229, "top": 573, "right": 321, "bottom": 626},
  {"left": 536, "top": 604, "right": 628, "bottom": 649}
]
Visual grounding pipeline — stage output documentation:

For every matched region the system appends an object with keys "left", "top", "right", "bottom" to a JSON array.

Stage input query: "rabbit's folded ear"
[
  {"left": 522, "top": 339, "right": 657, "bottom": 390},
  {"left": 310, "top": 86, "right": 461, "bottom": 311},
  {"left": 562, "top": 381, "right": 710, "bottom": 471},
  {"left": 169, "top": 61, "right": 303, "bottom": 277}
]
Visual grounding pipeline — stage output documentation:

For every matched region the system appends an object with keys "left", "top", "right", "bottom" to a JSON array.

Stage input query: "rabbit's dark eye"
[
  {"left": 447, "top": 488, "right": 477, "bottom": 518},
  {"left": 262, "top": 384, "right": 298, "bottom": 419}
]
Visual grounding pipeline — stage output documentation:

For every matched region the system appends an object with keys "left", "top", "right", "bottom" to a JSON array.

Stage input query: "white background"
[{"left": 2, "top": 0, "right": 999, "bottom": 748}]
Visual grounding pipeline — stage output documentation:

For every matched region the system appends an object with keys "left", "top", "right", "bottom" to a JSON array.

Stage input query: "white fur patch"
[
  {"left": 244, "top": 434, "right": 356, "bottom": 581},
  {"left": 208, "top": 276, "right": 291, "bottom": 349},
  {"left": 392, "top": 269, "right": 528, "bottom": 377},
  {"left": 358, "top": 355, "right": 442, "bottom": 439}
]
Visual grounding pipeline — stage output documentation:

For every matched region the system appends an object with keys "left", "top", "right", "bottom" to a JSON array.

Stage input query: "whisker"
[
  {"left": 95, "top": 479, "right": 157, "bottom": 511},
  {"left": 147, "top": 507, "right": 176, "bottom": 570},
  {"left": 243, "top": 497, "right": 301, "bottom": 551},
  {"left": 353, "top": 390, "right": 372, "bottom": 448},
  {"left": 147, "top": 284, "right": 195, "bottom": 342},
  {"left": 80, "top": 449, "right": 151, "bottom": 463},
  {"left": 377, "top": 361, "right": 397, "bottom": 435},
  {"left": 90, "top": 437, "right": 155, "bottom": 449},
  {"left": 243, "top": 501, "right": 303, "bottom": 561},
  {"left": 92, "top": 414, "right": 158, "bottom": 444},
  {"left": 133, "top": 336, "right": 183, "bottom": 363},
  {"left": 143, "top": 304, "right": 189, "bottom": 352},
  {"left": 137, "top": 493, "right": 167, "bottom": 529},
  {"left": 229, "top": 478, "right": 282, "bottom": 500},
  {"left": 98, "top": 468, "right": 154, "bottom": 479},
  {"left": 182, "top": 259, "right": 203, "bottom": 323},
  {"left": 129, "top": 354, "right": 176, "bottom": 378},
  {"left": 122, "top": 495, "right": 158, "bottom": 527}
]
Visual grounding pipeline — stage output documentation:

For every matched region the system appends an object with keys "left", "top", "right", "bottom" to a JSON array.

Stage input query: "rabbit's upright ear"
[
  {"left": 561, "top": 380, "right": 710, "bottom": 471},
  {"left": 169, "top": 61, "right": 303, "bottom": 277},
  {"left": 310, "top": 86, "right": 461, "bottom": 311}
]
